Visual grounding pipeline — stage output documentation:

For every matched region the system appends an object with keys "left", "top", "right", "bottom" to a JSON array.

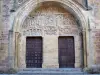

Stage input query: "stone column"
[
  {"left": 82, "top": 30, "right": 88, "bottom": 67},
  {"left": 15, "top": 32, "right": 21, "bottom": 69},
  {"left": 42, "top": 36, "right": 59, "bottom": 68},
  {"left": 8, "top": 30, "right": 15, "bottom": 68}
]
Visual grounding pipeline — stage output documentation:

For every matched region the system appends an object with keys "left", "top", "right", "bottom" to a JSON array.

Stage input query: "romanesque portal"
[{"left": 14, "top": 2, "right": 84, "bottom": 68}]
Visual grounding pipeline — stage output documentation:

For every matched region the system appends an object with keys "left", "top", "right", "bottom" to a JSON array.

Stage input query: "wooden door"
[
  {"left": 26, "top": 37, "right": 42, "bottom": 68},
  {"left": 58, "top": 36, "right": 75, "bottom": 68}
]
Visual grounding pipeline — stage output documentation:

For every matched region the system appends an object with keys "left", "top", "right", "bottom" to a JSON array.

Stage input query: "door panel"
[
  {"left": 59, "top": 36, "right": 75, "bottom": 68},
  {"left": 26, "top": 37, "right": 42, "bottom": 68}
]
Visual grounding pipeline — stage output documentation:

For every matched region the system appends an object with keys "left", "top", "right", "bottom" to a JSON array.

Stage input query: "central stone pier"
[{"left": 42, "top": 36, "right": 59, "bottom": 68}]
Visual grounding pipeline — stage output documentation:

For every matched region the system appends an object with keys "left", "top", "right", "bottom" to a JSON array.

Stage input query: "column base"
[{"left": 75, "top": 62, "right": 82, "bottom": 68}]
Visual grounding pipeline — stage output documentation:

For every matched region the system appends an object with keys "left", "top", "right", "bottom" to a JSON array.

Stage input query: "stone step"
[
  {"left": 18, "top": 73, "right": 85, "bottom": 75},
  {"left": 19, "top": 68, "right": 82, "bottom": 71},
  {"left": 18, "top": 68, "right": 83, "bottom": 74}
]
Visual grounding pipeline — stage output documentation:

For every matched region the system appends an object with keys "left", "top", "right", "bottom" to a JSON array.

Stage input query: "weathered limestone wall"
[
  {"left": 0, "top": 0, "right": 10, "bottom": 69},
  {"left": 1, "top": 0, "right": 100, "bottom": 69},
  {"left": 0, "top": 0, "right": 2, "bottom": 44},
  {"left": 92, "top": 30, "right": 100, "bottom": 64},
  {"left": 88, "top": 0, "right": 100, "bottom": 66},
  {"left": 0, "top": 0, "right": 14, "bottom": 69}
]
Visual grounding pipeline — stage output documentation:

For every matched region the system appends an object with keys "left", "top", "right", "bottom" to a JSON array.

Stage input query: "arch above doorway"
[{"left": 11, "top": 0, "right": 88, "bottom": 32}]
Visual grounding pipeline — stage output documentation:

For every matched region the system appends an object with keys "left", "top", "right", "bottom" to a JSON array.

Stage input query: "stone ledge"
[{"left": 0, "top": 73, "right": 100, "bottom": 75}]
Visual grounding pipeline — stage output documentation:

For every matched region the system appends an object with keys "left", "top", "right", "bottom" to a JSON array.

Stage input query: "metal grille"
[
  {"left": 58, "top": 36, "right": 75, "bottom": 68},
  {"left": 26, "top": 37, "right": 42, "bottom": 68}
]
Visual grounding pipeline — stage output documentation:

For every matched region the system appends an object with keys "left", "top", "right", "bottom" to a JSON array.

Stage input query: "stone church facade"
[{"left": 0, "top": 0, "right": 100, "bottom": 70}]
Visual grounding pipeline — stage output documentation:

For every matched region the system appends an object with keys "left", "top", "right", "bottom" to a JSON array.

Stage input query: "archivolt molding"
[{"left": 12, "top": 0, "right": 88, "bottom": 32}]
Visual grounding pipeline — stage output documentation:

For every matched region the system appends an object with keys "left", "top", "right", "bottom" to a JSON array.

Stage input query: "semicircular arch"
[{"left": 12, "top": 0, "right": 88, "bottom": 32}]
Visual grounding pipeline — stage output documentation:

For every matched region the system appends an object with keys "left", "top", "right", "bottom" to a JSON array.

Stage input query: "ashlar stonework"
[{"left": 0, "top": 0, "right": 100, "bottom": 70}]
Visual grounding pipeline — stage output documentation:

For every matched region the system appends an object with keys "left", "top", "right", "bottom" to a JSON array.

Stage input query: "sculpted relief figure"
[{"left": 22, "top": 5, "right": 79, "bottom": 36}]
